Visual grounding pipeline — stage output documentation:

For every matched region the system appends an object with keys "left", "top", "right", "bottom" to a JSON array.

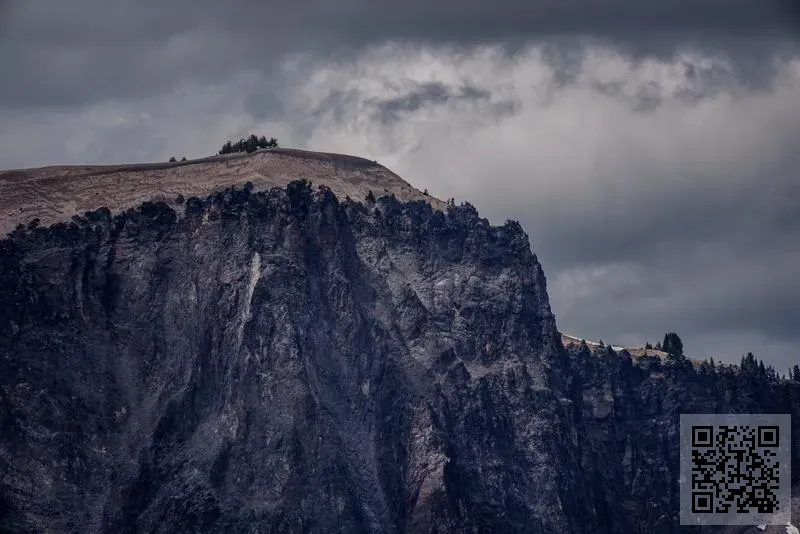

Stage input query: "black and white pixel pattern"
[{"left": 680, "top": 414, "right": 791, "bottom": 526}]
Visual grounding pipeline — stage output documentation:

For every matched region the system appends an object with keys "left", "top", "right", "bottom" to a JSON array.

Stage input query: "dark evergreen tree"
[
  {"left": 792, "top": 365, "right": 800, "bottom": 382},
  {"left": 169, "top": 156, "right": 177, "bottom": 163},
  {"left": 365, "top": 190, "right": 375, "bottom": 202},
  {"left": 219, "top": 141, "right": 233, "bottom": 154},
  {"left": 218, "top": 135, "right": 278, "bottom": 155},
  {"left": 245, "top": 134, "right": 259, "bottom": 153},
  {"left": 741, "top": 352, "right": 758, "bottom": 376},
  {"left": 662, "top": 332, "right": 684, "bottom": 358},
  {"left": 180, "top": 156, "right": 187, "bottom": 162}
]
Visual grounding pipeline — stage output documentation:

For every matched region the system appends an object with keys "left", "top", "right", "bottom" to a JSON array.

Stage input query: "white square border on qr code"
[{"left": 680, "top": 413, "right": 791, "bottom": 526}]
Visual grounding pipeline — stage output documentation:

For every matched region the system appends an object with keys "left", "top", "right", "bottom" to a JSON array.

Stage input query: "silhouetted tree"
[
  {"left": 218, "top": 135, "right": 278, "bottom": 155},
  {"left": 792, "top": 365, "right": 800, "bottom": 382},
  {"left": 365, "top": 190, "right": 375, "bottom": 202},
  {"left": 741, "top": 352, "right": 758, "bottom": 376},
  {"left": 180, "top": 156, "right": 187, "bottom": 162},
  {"left": 219, "top": 141, "right": 233, "bottom": 154},
  {"left": 662, "top": 332, "right": 684, "bottom": 359},
  {"left": 245, "top": 134, "right": 259, "bottom": 153},
  {"left": 169, "top": 156, "right": 177, "bottom": 163}
]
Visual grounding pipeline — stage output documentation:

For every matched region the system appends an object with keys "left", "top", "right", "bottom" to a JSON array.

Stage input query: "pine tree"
[
  {"left": 741, "top": 352, "right": 758, "bottom": 376},
  {"left": 219, "top": 141, "right": 233, "bottom": 154},
  {"left": 365, "top": 190, "right": 375, "bottom": 202},
  {"left": 662, "top": 332, "right": 684, "bottom": 358},
  {"left": 246, "top": 134, "right": 259, "bottom": 153}
]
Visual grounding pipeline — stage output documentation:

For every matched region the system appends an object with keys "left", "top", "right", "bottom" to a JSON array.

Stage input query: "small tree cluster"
[
  {"left": 219, "top": 134, "right": 279, "bottom": 155},
  {"left": 790, "top": 365, "right": 800, "bottom": 382},
  {"left": 662, "top": 332, "right": 684, "bottom": 360},
  {"left": 740, "top": 352, "right": 779, "bottom": 381}
]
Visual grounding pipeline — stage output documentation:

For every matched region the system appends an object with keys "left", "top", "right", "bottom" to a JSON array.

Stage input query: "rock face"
[
  {"left": 0, "top": 178, "right": 798, "bottom": 533},
  {"left": 564, "top": 344, "right": 800, "bottom": 534}
]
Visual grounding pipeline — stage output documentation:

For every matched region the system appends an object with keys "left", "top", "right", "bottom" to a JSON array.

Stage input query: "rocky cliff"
[
  {"left": 563, "top": 343, "right": 800, "bottom": 534},
  {"left": 0, "top": 154, "right": 797, "bottom": 533}
]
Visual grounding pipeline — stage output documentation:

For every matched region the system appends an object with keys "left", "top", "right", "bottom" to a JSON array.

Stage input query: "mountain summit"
[{"left": 0, "top": 150, "right": 797, "bottom": 533}]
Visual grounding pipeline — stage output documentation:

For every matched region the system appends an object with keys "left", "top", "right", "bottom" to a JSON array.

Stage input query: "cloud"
[
  {"left": 1, "top": 0, "right": 799, "bottom": 110},
  {"left": 1, "top": 4, "right": 798, "bottom": 371},
  {"left": 276, "top": 43, "right": 800, "bottom": 368}
]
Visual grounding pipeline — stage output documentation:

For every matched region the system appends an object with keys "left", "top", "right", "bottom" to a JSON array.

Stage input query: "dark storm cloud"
[
  {"left": 273, "top": 44, "right": 799, "bottom": 367},
  {"left": 2, "top": 0, "right": 799, "bottom": 110},
  {"left": 369, "top": 82, "right": 492, "bottom": 122},
  {"left": 1, "top": 0, "right": 799, "bottom": 369}
]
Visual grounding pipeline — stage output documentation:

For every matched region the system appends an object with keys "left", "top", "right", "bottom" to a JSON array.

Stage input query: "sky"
[{"left": 1, "top": 0, "right": 799, "bottom": 370}]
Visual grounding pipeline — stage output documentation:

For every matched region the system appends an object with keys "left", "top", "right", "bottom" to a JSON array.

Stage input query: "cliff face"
[
  {"left": 565, "top": 345, "right": 800, "bottom": 534},
  {"left": 0, "top": 178, "right": 797, "bottom": 533},
  {"left": 0, "top": 182, "right": 585, "bottom": 533}
]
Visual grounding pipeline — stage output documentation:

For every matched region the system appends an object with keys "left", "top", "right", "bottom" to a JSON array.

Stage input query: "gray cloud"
[
  {"left": 2, "top": 0, "right": 799, "bottom": 111},
  {"left": 367, "top": 82, "right": 492, "bottom": 122},
  {"left": 1, "top": 2, "right": 799, "bottom": 371}
]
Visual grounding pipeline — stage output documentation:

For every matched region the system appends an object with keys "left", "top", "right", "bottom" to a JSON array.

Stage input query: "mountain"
[{"left": 0, "top": 150, "right": 797, "bottom": 533}]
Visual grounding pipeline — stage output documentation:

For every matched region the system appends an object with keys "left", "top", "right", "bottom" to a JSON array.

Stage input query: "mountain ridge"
[
  {"left": 0, "top": 148, "right": 446, "bottom": 236},
  {"left": 1, "top": 153, "right": 798, "bottom": 533}
]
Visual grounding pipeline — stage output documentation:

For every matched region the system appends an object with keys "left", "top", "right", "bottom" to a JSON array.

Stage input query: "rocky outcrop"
[
  {"left": 0, "top": 182, "right": 582, "bottom": 533},
  {"left": 0, "top": 177, "right": 797, "bottom": 533},
  {"left": 564, "top": 343, "right": 800, "bottom": 534}
]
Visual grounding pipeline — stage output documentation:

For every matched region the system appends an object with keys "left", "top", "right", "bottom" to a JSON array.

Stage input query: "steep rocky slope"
[
  {"left": 0, "top": 181, "right": 586, "bottom": 532},
  {"left": 0, "top": 152, "right": 798, "bottom": 533},
  {"left": 562, "top": 342, "right": 800, "bottom": 534}
]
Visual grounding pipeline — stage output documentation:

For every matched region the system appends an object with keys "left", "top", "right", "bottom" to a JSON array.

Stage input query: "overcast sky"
[{"left": 1, "top": 0, "right": 798, "bottom": 370}]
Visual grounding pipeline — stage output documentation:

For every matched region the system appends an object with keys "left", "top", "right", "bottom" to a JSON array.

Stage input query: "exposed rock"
[
  {"left": 0, "top": 159, "right": 797, "bottom": 533},
  {"left": 0, "top": 182, "right": 580, "bottom": 533}
]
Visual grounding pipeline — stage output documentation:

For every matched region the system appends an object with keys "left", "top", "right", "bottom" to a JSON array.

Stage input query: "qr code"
[{"left": 680, "top": 414, "right": 791, "bottom": 526}]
